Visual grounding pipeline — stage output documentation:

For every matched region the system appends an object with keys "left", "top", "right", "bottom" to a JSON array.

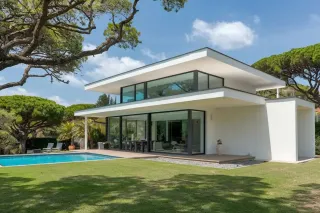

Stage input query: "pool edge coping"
[{"left": 0, "top": 152, "right": 121, "bottom": 168}]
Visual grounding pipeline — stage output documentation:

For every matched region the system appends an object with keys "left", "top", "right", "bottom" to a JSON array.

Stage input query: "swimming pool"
[{"left": 0, "top": 153, "right": 118, "bottom": 167}]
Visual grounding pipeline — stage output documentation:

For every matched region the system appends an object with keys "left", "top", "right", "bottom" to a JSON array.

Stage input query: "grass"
[{"left": 1, "top": 158, "right": 320, "bottom": 213}]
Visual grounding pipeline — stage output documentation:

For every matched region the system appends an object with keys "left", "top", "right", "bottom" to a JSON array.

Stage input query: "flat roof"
[{"left": 85, "top": 47, "right": 285, "bottom": 93}]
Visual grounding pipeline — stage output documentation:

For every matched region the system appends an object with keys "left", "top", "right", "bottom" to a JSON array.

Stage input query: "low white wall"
[{"left": 297, "top": 108, "right": 315, "bottom": 158}]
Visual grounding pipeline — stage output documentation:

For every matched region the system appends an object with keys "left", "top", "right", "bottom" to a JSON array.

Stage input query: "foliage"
[
  {"left": 0, "top": 0, "right": 187, "bottom": 91},
  {"left": 57, "top": 122, "right": 75, "bottom": 142},
  {"left": 96, "top": 94, "right": 116, "bottom": 107},
  {"left": 315, "top": 121, "right": 320, "bottom": 155},
  {"left": 253, "top": 43, "right": 320, "bottom": 105},
  {"left": 0, "top": 95, "right": 65, "bottom": 153},
  {"left": 316, "top": 136, "right": 320, "bottom": 155},
  {"left": 64, "top": 104, "right": 95, "bottom": 121},
  {"left": 0, "top": 109, "right": 20, "bottom": 154},
  {"left": 0, "top": 131, "right": 20, "bottom": 154},
  {"left": 57, "top": 119, "right": 104, "bottom": 148},
  {"left": 257, "top": 85, "right": 309, "bottom": 99},
  {"left": 36, "top": 127, "right": 59, "bottom": 138}
]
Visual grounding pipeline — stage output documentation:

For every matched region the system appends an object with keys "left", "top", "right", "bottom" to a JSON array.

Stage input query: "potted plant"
[
  {"left": 58, "top": 122, "right": 75, "bottom": 150},
  {"left": 216, "top": 139, "right": 222, "bottom": 155}
]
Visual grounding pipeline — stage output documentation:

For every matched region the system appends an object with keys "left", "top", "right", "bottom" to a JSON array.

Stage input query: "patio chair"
[
  {"left": 52, "top": 143, "right": 63, "bottom": 151},
  {"left": 43, "top": 143, "right": 54, "bottom": 152}
]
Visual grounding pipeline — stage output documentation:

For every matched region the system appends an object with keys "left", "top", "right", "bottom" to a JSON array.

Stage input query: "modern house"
[{"left": 75, "top": 48, "right": 315, "bottom": 162}]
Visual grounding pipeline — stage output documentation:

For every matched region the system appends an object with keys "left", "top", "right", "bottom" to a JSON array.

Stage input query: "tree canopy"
[
  {"left": 253, "top": 43, "right": 320, "bottom": 105},
  {"left": 0, "top": 95, "right": 65, "bottom": 152},
  {"left": 64, "top": 103, "right": 95, "bottom": 121},
  {"left": 0, "top": 0, "right": 187, "bottom": 90}
]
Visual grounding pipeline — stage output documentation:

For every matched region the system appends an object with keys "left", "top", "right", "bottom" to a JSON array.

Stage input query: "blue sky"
[{"left": 1, "top": 0, "right": 320, "bottom": 106}]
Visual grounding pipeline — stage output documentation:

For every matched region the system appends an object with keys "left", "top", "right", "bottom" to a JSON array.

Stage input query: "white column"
[
  {"left": 85, "top": 116, "right": 88, "bottom": 150},
  {"left": 276, "top": 88, "right": 280, "bottom": 98}
]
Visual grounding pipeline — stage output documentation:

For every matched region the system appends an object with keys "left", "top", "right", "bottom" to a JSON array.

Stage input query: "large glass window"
[
  {"left": 108, "top": 117, "right": 120, "bottom": 149},
  {"left": 192, "top": 111, "right": 205, "bottom": 154},
  {"left": 151, "top": 111, "right": 188, "bottom": 154},
  {"left": 122, "top": 86, "right": 135, "bottom": 103},
  {"left": 120, "top": 71, "right": 224, "bottom": 103},
  {"left": 122, "top": 114, "right": 148, "bottom": 151},
  {"left": 209, "top": 76, "right": 223, "bottom": 89},
  {"left": 198, "top": 72, "right": 208, "bottom": 91},
  {"left": 135, "top": 83, "right": 145, "bottom": 101},
  {"left": 147, "top": 72, "right": 194, "bottom": 99}
]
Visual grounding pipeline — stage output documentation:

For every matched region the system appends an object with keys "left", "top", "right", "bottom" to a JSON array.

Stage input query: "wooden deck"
[{"left": 79, "top": 149, "right": 254, "bottom": 164}]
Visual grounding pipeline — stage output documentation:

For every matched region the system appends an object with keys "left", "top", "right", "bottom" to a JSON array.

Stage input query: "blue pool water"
[{"left": 0, "top": 153, "right": 118, "bottom": 167}]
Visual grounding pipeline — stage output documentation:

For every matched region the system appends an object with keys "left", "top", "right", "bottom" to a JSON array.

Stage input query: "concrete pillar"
[
  {"left": 276, "top": 88, "right": 280, "bottom": 98},
  {"left": 85, "top": 116, "right": 88, "bottom": 150}
]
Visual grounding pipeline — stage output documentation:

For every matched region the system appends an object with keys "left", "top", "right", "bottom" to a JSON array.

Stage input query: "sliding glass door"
[
  {"left": 107, "top": 109, "right": 205, "bottom": 155},
  {"left": 151, "top": 111, "right": 189, "bottom": 154},
  {"left": 122, "top": 114, "right": 148, "bottom": 152}
]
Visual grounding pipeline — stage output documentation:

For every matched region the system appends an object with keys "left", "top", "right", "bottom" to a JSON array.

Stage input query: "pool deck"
[{"left": 76, "top": 149, "right": 254, "bottom": 164}]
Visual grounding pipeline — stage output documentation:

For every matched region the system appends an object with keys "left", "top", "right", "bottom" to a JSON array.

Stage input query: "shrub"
[
  {"left": 316, "top": 136, "right": 320, "bottom": 155},
  {"left": 0, "top": 131, "right": 20, "bottom": 154}
]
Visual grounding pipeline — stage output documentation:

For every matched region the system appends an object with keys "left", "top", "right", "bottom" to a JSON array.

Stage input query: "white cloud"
[
  {"left": 83, "top": 43, "right": 97, "bottom": 51},
  {"left": 63, "top": 74, "right": 88, "bottom": 88},
  {"left": 141, "top": 48, "right": 166, "bottom": 61},
  {"left": 84, "top": 44, "right": 145, "bottom": 80},
  {"left": 253, "top": 15, "right": 261, "bottom": 24},
  {"left": 309, "top": 14, "right": 320, "bottom": 23},
  {"left": 186, "top": 19, "right": 257, "bottom": 50},
  {"left": 0, "top": 87, "right": 37, "bottom": 96},
  {"left": 48, "top": 95, "right": 70, "bottom": 106}
]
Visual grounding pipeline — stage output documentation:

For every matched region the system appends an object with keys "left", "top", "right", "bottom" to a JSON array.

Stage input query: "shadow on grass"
[
  {"left": 0, "top": 172, "right": 312, "bottom": 213},
  {"left": 292, "top": 183, "right": 320, "bottom": 212}
]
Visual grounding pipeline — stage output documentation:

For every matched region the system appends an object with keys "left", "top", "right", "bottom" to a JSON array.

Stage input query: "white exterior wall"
[
  {"left": 205, "top": 106, "right": 271, "bottom": 160},
  {"left": 266, "top": 101, "right": 298, "bottom": 162},
  {"left": 204, "top": 99, "right": 314, "bottom": 162},
  {"left": 297, "top": 108, "right": 315, "bottom": 158}
]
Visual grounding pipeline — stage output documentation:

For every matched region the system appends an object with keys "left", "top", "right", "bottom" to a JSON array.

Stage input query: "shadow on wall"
[{"left": 0, "top": 172, "right": 318, "bottom": 213}]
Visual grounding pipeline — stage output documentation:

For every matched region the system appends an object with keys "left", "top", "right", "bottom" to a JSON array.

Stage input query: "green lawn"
[{"left": 1, "top": 158, "right": 320, "bottom": 213}]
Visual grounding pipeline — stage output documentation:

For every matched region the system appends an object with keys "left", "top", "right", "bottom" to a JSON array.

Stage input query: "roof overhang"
[
  {"left": 75, "top": 88, "right": 266, "bottom": 117},
  {"left": 85, "top": 48, "right": 285, "bottom": 94}
]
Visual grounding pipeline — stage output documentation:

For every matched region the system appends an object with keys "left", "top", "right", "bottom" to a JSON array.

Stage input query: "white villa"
[{"left": 75, "top": 48, "right": 315, "bottom": 163}]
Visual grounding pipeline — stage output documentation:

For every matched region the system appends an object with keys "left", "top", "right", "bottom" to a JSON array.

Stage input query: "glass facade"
[
  {"left": 121, "top": 114, "right": 148, "bottom": 152},
  {"left": 120, "top": 71, "right": 224, "bottom": 103},
  {"left": 191, "top": 111, "right": 205, "bottom": 154},
  {"left": 147, "top": 72, "right": 194, "bottom": 99},
  {"left": 108, "top": 117, "right": 120, "bottom": 149},
  {"left": 209, "top": 75, "right": 223, "bottom": 89},
  {"left": 122, "top": 86, "right": 135, "bottom": 103},
  {"left": 198, "top": 72, "right": 209, "bottom": 91},
  {"left": 151, "top": 111, "right": 189, "bottom": 154},
  {"left": 107, "top": 109, "right": 205, "bottom": 155},
  {"left": 135, "top": 83, "right": 145, "bottom": 101}
]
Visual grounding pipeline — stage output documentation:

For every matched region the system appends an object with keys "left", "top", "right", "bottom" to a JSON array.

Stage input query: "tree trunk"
[
  {"left": 20, "top": 140, "right": 27, "bottom": 154},
  {"left": 19, "top": 134, "right": 28, "bottom": 154}
]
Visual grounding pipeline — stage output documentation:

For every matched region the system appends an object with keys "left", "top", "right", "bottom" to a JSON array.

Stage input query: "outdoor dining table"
[{"left": 134, "top": 140, "right": 147, "bottom": 152}]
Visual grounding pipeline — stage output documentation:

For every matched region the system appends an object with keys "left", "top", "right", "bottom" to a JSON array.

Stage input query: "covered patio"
[{"left": 76, "top": 87, "right": 265, "bottom": 157}]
